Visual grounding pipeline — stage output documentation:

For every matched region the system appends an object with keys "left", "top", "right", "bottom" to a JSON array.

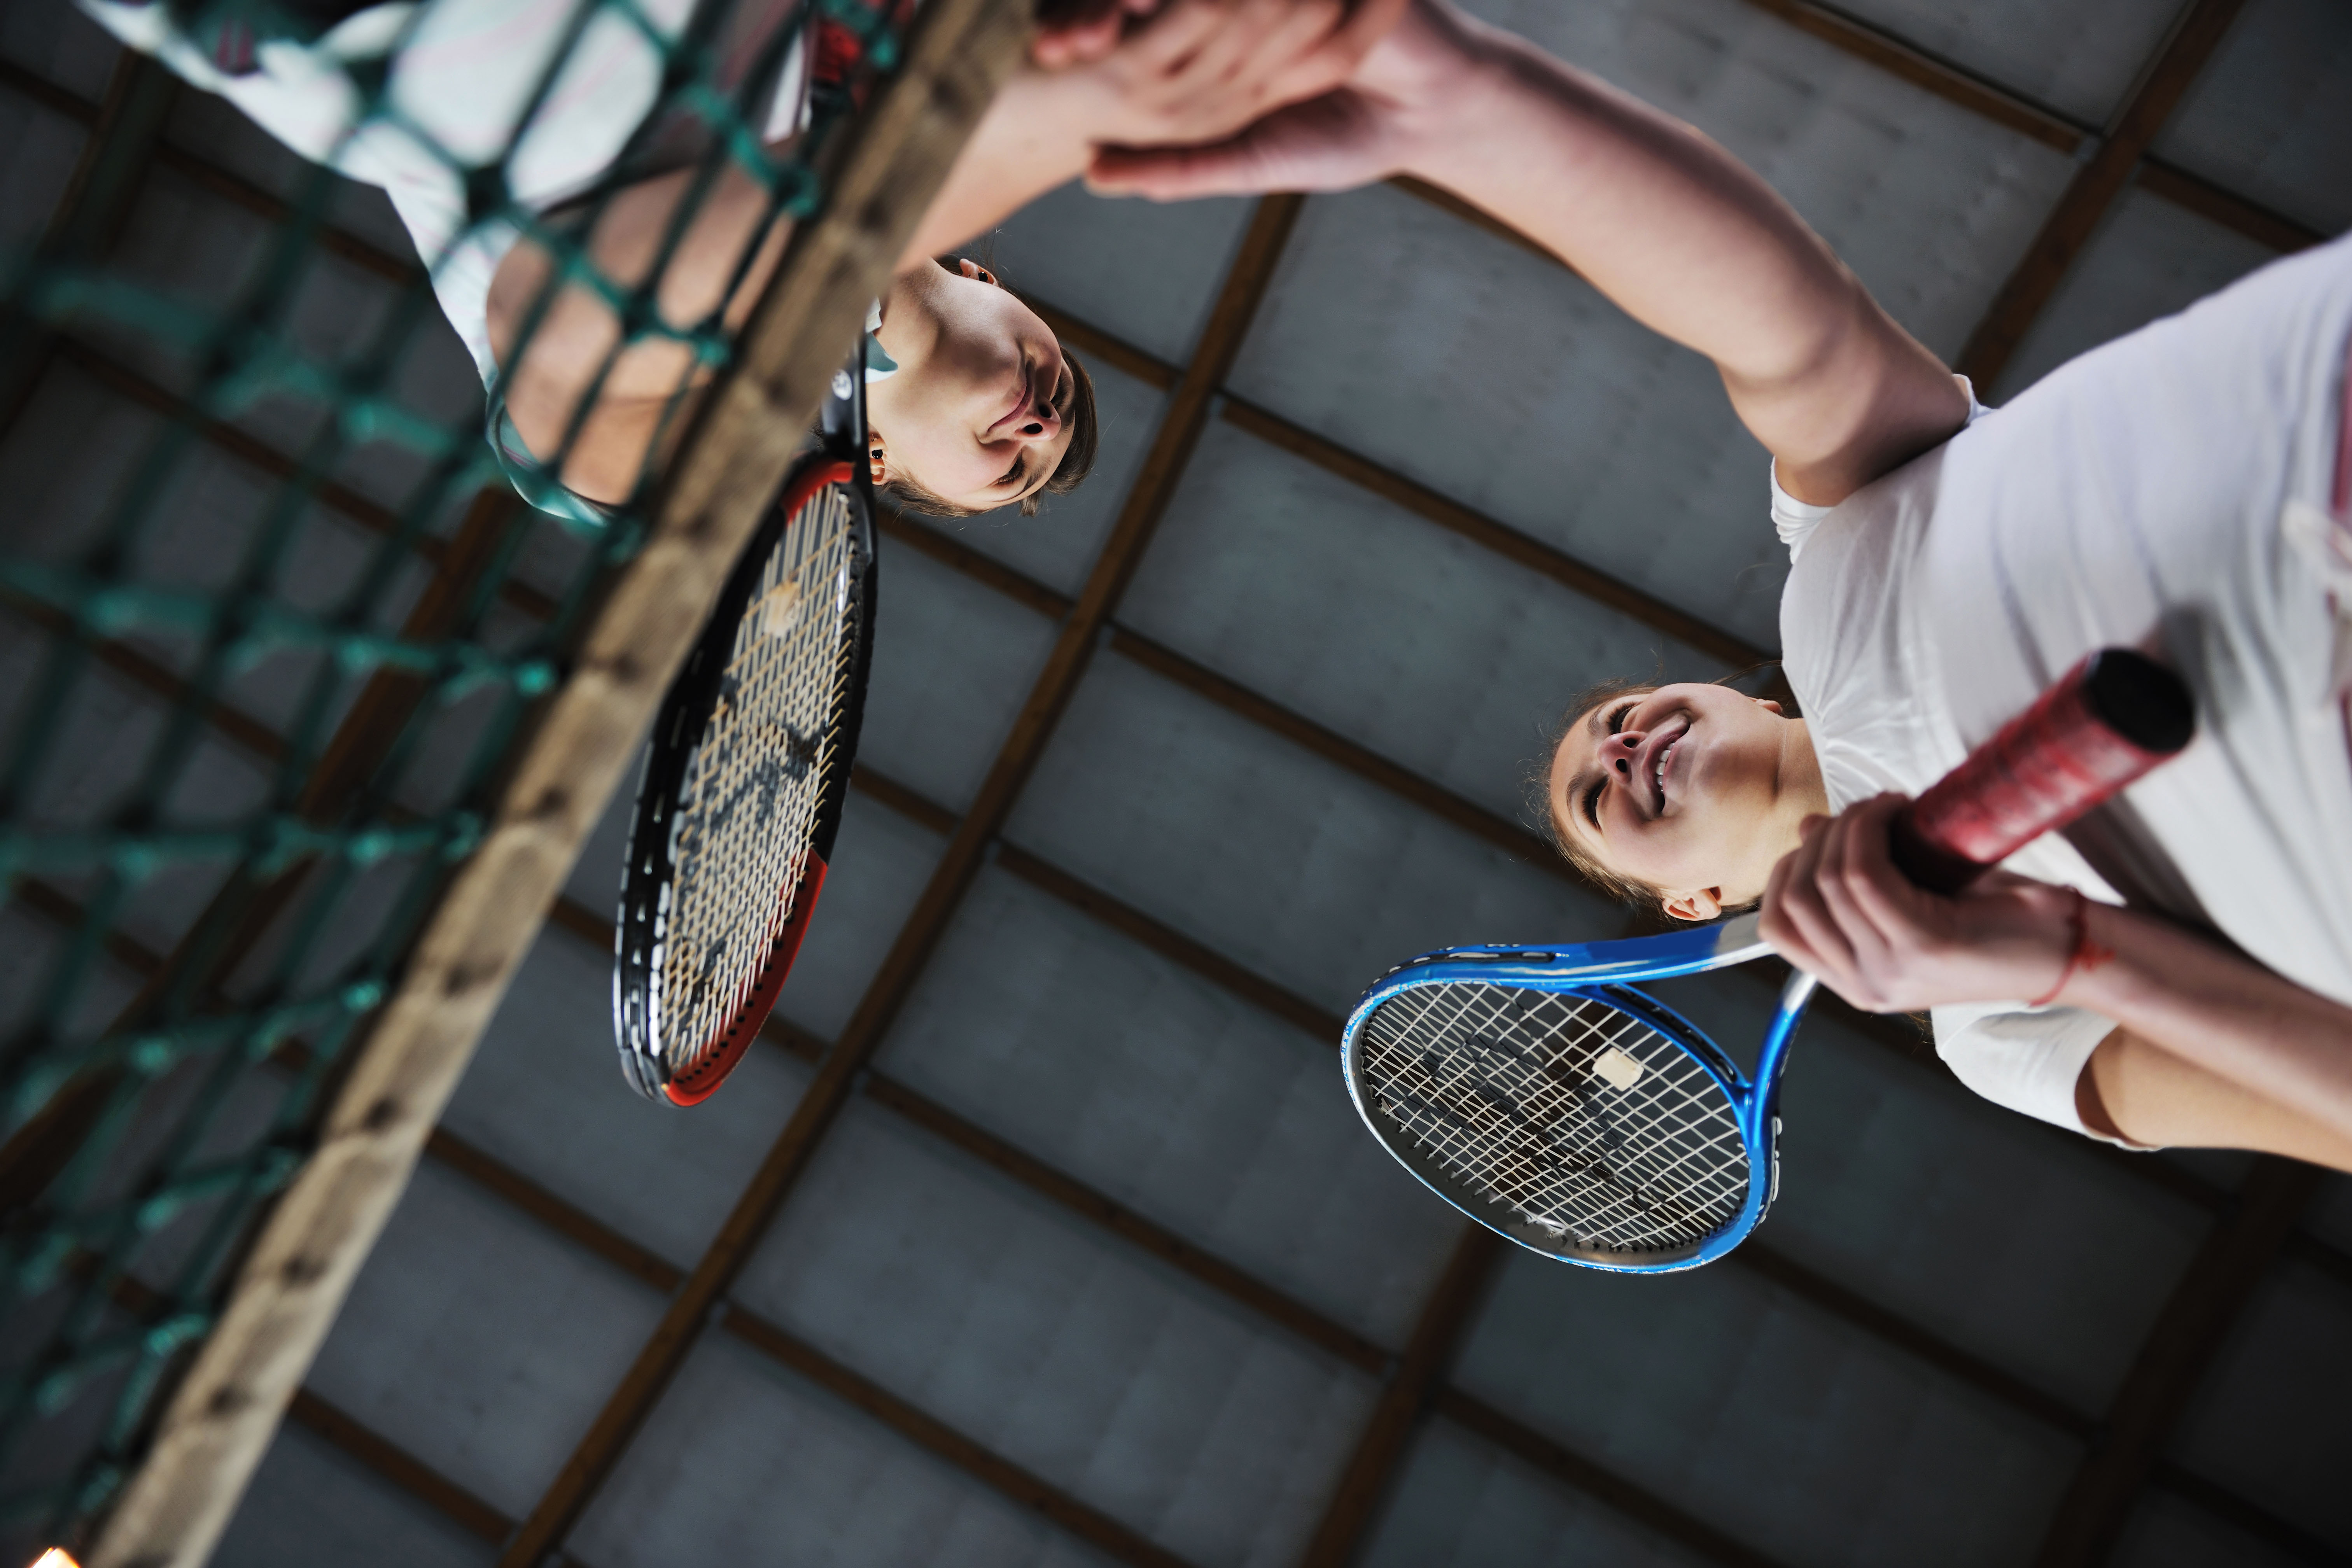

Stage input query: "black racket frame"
[{"left": 612, "top": 347, "right": 877, "bottom": 1105}]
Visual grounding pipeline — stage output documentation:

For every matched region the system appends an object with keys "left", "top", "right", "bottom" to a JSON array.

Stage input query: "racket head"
[
  {"left": 1342, "top": 940, "right": 1790, "bottom": 1274},
  {"left": 612, "top": 366, "right": 877, "bottom": 1106}
]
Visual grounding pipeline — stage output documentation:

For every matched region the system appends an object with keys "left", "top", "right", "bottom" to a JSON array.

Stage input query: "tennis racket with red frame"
[
  {"left": 612, "top": 348, "right": 877, "bottom": 1106},
  {"left": 1342, "top": 648, "right": 2194, "bottom": 1271}
]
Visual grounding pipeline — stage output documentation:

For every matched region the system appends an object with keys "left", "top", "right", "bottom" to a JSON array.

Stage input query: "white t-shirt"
[{"left": 1772, "top": 234, "right": 2352, "bottom": 1140}]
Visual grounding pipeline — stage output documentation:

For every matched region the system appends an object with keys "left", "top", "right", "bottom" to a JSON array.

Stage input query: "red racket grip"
[{"left": 1889, "top": 649, "right": 2193, "bottom": 894}]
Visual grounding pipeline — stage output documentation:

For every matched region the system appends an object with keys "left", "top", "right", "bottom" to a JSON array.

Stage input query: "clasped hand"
[
  {"left": 1027, "top": 0, "right": 1413, "bottom": 158},
  {"left": 1757, "top": 794, "right": 2085, "bottom": 1014}
]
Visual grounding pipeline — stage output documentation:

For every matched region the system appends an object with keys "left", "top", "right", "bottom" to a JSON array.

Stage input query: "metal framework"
[{"left": 2, "top": 0, "right": 2340, "bottom": 1562}]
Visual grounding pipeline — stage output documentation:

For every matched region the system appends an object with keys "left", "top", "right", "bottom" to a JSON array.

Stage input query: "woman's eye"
[
  {"left": 1607, "top": 702, "right": 1632, "bottom": 735},
  {"left": 1000, "top": 456, "right": 1026, "bottom": 488},
  {"left": 1584, "top": 777, "right": 1606, "bottom": 827}
]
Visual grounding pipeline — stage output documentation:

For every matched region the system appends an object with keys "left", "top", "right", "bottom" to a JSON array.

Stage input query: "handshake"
[{"left": 908, "top": 0, "right": 1487, "bottom": 258}]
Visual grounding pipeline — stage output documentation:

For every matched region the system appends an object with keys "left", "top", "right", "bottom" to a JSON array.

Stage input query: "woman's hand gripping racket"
[
  {"left": 612, "top": 345, "right": 878, "bottom": 1105},
  {"left": 1342, "top": 649, "right": 2195, "bottom": 1271}
]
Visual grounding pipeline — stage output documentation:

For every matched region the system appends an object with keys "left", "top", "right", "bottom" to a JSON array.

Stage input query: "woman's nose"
[
  {"left": 1012, "top": 397, "right": 1060, "bottom": 443},
  {"left": 1605, "top": 730, "right": 1642, "bottom": 772}
]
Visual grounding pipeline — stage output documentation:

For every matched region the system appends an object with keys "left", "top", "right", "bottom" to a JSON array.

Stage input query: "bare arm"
[
  {"left": 2079, "top": 1028, "right": 2352, "bottom": 1171},
  {"left": 2058, "top": 901, "right": 2352, "bottom": 1166},
  {"left": 486, "top": 159, "right": 784, "bottom": 504},
  {"left": 1760, "top": 794, "right": 2352, "bottom": 1167},
  {"left": 1090, "top": 0, "right": 1967, "bottom": 503}
]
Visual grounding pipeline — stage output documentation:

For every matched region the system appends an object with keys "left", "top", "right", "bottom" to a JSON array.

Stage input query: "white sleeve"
[
  {"left": 1929, "top": 1001, "right": 2140, "bottom": 1146},
  {"left": 1769, "top": 464, "right": 1836, "bottom": 560},
  {"left": 1768, "top": 375, "right": 1991, "bottom": 562}
]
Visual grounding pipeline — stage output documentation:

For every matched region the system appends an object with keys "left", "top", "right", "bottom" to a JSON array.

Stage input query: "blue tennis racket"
[{"left": 1344, "top": 649, "right": 2195, "bottom": 1273}]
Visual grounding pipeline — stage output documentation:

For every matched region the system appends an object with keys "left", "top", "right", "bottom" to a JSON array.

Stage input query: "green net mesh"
[{"left": 0, "top": 0, "right": 908, "bottom": 1545}]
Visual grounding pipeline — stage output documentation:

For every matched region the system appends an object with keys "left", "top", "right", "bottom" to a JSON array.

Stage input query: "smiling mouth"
[{"left": 1641, "top": 719, "right": 1689, "bottom": 817}]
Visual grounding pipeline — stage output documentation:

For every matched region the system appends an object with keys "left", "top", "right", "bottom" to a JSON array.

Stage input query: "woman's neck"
[{"left": 1776, "top": 716, "right": 1831, "bottom": 826}]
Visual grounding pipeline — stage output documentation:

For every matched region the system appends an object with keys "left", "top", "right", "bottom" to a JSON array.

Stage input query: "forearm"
[
  {"left": 2062, "top": 903, "right": 2352, "bottom": 1141},
  {"left": 899, "top": 68, "right": 1097, "bottom": 267},
  {"left": 488, "top": 158, "right": 788, "bottom": 500},
  {"left": 1401, "top": 14, "right": 1962, "bottom": 497},
  {"left": 2079, "top": 1027, "right": 2352, "bottom": 1171}
]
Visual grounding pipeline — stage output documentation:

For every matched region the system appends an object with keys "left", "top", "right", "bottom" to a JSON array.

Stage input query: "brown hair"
[{"left": 880, "top": 258, "right": 1100, "bottom": 520}]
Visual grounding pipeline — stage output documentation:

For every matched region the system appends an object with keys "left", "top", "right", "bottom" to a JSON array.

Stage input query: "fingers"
[
  {"left": 1760, "top": 807, "right": 1856, "bottom": 985},
  {"left": 1285, "top": 0, "right": 1411, "bottom": 89},
  {"left": 1762, "top": 798, "right": 1920, "bottom": 1010},
  {"left": 1087, "top": 128, "right": 1281, "bottom": 199},
  {"left": 1834, "top": 794, "right": 1940, "bottom": 950},
  {"left": 1088, "top": 91, "right": 1376, "bottom": 196},
  {"left": 1034, "top": 16, "right": 1122, "bottom": 68},
  {"left": 1167, "top": 0, "right": 1342, "bottom": 102},
  {"left": 1035, "top": 0, "right": 1182, "bottom": 65}
]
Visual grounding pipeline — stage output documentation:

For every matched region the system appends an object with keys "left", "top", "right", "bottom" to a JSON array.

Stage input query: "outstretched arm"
[
  {"left": 1090, "top": 0, "right": 1967, "bottom": 504},
  {"left": 1760, "top": 794, "right": 2352, "bottom": 1169}
]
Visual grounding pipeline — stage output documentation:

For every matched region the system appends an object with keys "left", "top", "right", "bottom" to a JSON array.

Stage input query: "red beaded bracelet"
[{"left": 2028, "top": 887, "right": 2091, "bottom": 1008}]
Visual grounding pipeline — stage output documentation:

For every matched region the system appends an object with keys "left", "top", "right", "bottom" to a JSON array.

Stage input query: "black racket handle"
[{"left": 1889, "top": 648, "right": 2194, "bottom": 895}]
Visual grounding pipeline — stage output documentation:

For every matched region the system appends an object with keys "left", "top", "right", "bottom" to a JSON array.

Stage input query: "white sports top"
[{"left": 1771, "top": 235, "right": 2352, "bottom": 1140}]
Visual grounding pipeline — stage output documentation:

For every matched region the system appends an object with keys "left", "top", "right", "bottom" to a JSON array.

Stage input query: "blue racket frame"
[{"left": 1340, "top": 912, "right": 1819, "bottom": 1274}]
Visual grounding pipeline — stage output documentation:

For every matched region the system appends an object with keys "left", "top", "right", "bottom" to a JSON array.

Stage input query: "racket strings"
[
  {"left": 654, "top": 485, "right": 861, "bottom": 1072},
  {"left": 1361, "top": 983, "right": 1747, "bottom": 1253}
]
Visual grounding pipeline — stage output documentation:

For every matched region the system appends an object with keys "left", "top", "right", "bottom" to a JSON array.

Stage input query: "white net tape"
[
  {"left": 653, "top": 485, "right": 859, "bottom": 1071},
  {"left": 1361, "top": 983, "right": 1748, "bottom": 1252}
]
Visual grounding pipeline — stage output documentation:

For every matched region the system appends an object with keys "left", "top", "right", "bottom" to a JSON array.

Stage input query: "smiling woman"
[{"left": 1538, "top": 678, "right": 1822, "bottom": 922}]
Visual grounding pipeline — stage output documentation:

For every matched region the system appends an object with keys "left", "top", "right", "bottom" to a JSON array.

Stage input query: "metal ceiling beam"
[
  {"left": 74, "top": 1236, "right": 580, "bottom": 1562},
  {"left": 284, "top": 1390, "right": 514, "bottom": 1546},
  {"left": 721, "top": 1307, "right": 1202, "bottom": 1568},
  {"left": 1297, "top": 1225, "right": 1505, "bottom": 1568},
  {"left": 499, "top": 192, "right": 1309, "bottom": 1568},
  {"left": 2133, "top": 161, "right": 2324, "bottom": 254},
  {"left": 873, "top": 507, "right": 1711, "bottom": 872},
  {"left": 1020, "top": 298, "right": 1773, "bottom": 672},
  {"left": 424, "top": 1121, "right": 1203, "bottom": 1568},
  {"left": 1428, "top": 1388, "right": 1789, "bottom": 1568},
  {"left": 2032, "top": 1156, "right": 2327, "bottom": 1568},
  {"left": 1217, "top": 399, "right": 1773, "bottom": 671},
  {"left": 2147, "top": 1463, "right": 2351, "bottom": 1566},
  {"left": 1713, "top": 0, "right": 2326, "bottom": 257},
  {"left": 1958, "top": 0, "right": 2250, "bottom": 388},
  {"left": 1735, "top": 0, "right": 2085, "bottom": 151}
]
